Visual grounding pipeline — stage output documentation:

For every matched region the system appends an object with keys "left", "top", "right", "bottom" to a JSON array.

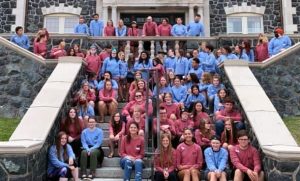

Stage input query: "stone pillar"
[
  {"left": 102, "top": 6, "right": 108, "bottom": 24},
  {"left": 202, "top": 0, "right": 210, "bottom": 36},
  {"left": 189, "top": 5, "right": 194, "bottom": 23},
  {"left": 112, "top": 6, "right": 117, "bottom": 26},
  {"left": 96, "top": 0, "right": 103, "bottom": 16},
  {"left": 281, "top": 0, "right": 297, "bottom": 34},
  {"left": 197, "top": 6, "right": 204, "bottom": 22},
  {"left": 11, "top": 0, "right": 27, "bottom": 32}
]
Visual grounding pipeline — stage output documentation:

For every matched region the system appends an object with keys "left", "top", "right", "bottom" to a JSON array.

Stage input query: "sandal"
[{"left": 108, "top": 152, "right": 114, "bottom": 158}]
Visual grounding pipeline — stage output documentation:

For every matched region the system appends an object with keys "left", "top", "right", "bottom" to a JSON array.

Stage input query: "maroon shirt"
[
  {"left": 99, "top": 51, "right": 110, "bottom": 65},
  {"left": 33, "top": 42, "right": 47, "bottom": 58},
  {"left": 109, "top": 122, "right": 125, "bottom": 136},
  {"left": 142, "top": 22, "right": 159, "bottom": 36},
  {"left": 158, "top": 24, "right": 172, "bottom": 36},
  {"left": 127, "top": 27, "right": 139, "bottom": 36},
  {"left": 60, "top": 119, "right": 84, "bottom": 140},
  {"left": 160, "top": 102, "right": 180, "bottom": 120},
  {"left": 176, "top": 142, "right": 203, "bottom": 170},
  {"left": 154, "top": 148, "right": 177, "bottom": 173},
  {"left": 85, "top": 55, "right": 101, "bottom": 74},
  {"left": 50, "top": 47, "right": 67, "bottom": 59},
  {"left": 122, "top": 100, "right": 153, "bottom": 118},
  {"left": 193, "top": 112, "right": 210, "bottom": 129},
  {"left": 104, "top": 26, "right": 115, "bottom": 36},
  {"left": 152, "top": 118, "right": 176, "bottom": 135},
  {"left": 230, "top": 145, "right": 262, "bottom": 173},
  {"left": 216, "top": 109, "right": 242, "bottom": 122},
  {"left": 126, "top": 118, "right": 145, "bottom": 134},
  {"left": 255, "top": 43, "right": 269, "bottom": 62},
  {"left": 174, "top": 119, "right": 194, "bottom": 136},
  {"left": 119, "top": 135, "right": 145, "bottom": 159}
]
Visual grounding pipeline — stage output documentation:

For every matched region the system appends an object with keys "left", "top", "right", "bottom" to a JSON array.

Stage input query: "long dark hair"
[
  {"left": 159, "top": 133, "right": 173, "bottom": 167},
  {"left": 222, "top": 118, "right": 238, "bottom": 144},
  {"left": 138, "top": 51, "right": 150, "bottom": 64},
  {"left": 189, "top": 73, "right": 200, "bottom": 84},
  {"left": 55, "top": 131, "right": 68, "bottom": 161},
  {"left": 126, "top": 121, "right": 139, "bottom": 143},
  {"left": 111, "top": 112, "right": 122, "bottom": 135},
  {"left": 192, "top": 101, "right": 206, "bottom": 121},
  {"left": 62, "top": 107, "right": 82, "bottom": 134}
]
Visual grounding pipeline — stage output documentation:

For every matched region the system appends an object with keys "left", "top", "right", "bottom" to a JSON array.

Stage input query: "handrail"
[{"left": 0, "top": 36, "right": 46, "bottom": 65}]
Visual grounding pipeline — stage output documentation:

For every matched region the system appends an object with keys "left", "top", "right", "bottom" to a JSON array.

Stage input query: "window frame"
[
  {"left": 226, "top": 13, "right": 263, "bottom": 34},
  {"left": 44, "top": 14, "right": 79, "bottom": 33}
]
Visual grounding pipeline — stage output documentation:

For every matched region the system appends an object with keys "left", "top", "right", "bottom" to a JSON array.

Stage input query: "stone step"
[
  {"left": 102, "top": 146, "right": 119, "bottom": 157},
  {"left": 84, "top": 179, "right": 150, "bottom": 181},
  {"left": 94, "top": 167, "right": 152, "bottom": 178},
  {"left": 96, "top": 122, "right": 109, "bottom": 130}
]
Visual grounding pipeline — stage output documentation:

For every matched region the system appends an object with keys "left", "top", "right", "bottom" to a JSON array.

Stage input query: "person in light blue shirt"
[
  {"left": 133, "top": 51, "right": 153, "bottom": 80},
  {"left": 10, "top": 26, "right": 30, "bottom": 50},
  {"left": 234, "top": 45, "right": 250, "bottom": 62},
  {"left": 47, "top": 131, "right": 78, "bottom": 180},
  {"left": 187, "top": 14, "right": 205, "bottom": 36},
  {"left": 204, "top": 136, "right": 228, "bottom": 181},
  {"left": 80, "top": 117, "right": 104, "bottom": 179},
  {"left": 268, "top": 28, "right": 292, "bottom": 56},
  {"left": 164, "top": 49, "right": 176, "bottom": 72},
  {"left": 174, "top": 49, "right": 189, "bottom": 77},
  {"left": 242, "top": 41, "right": 255, "bottom": 62},
  {"left": 188, "top": 49, "right": 199, "bottom": 70},
  {"left": 74, "top": 16, "right": 89, "bottom": 35},
  {"left": 171, "top": 77, "right": 187, "bottom": 103},
  {"left": 188, "top": 57, "right": 203, "bottom": 79},
  {"left": 171, "top": 17, "right": 187, "bottom": 36},
  {"left": 153, "top": 76, "right": 172, "bottom": 100},
  {"left": 101, "top": 48, "right": 121, "bottom": 79},
  {"left": 115, "top": 19, "right": 127, "bottom": 37},
  {"left": 207, "top": 74, "right": 225, "bottom": 113},
  {"left": 203, "top": 44, "right": 217, "bottom": 73},
  {"left": 185, "top": 85, "right": 207, "bottom": 110},
  {"left": 219, "top": 46, "right": 239, "bottom": 63},
  {"left": 97, "top": 71, "right": 118, "bottom": 91},
  {"left": 90, "top": 13, "right": 104, "bottom": 36}
]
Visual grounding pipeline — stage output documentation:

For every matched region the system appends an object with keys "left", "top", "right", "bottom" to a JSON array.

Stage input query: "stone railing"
[
  {"left": 222, "top": 60, "right": 300, "bottom": 181},
  {"left": 0, "top": 57, "right": 84, "bottom": 180}
]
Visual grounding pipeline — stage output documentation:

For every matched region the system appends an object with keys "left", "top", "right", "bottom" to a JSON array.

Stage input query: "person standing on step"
[
  {"left": 268, "top": 27, "right": 291, "bottom": 56},
  {"left": 80, "top": 117, "right": 104, "bottom": 180},
  {"left": 176, "top": 128, "right": 203, "bottom": 181},
  {"left": 120, "top": 122, "right": 145, "bottom": 181},
  {"left": 187, "top": 14, "right": 205, "bottom": 37},
  {"left": 74, "top": 16, "right": 89, "bottom": 35},
  {"left": 142, "top": 16, "right": 159, "bottom": 51},
  {"left": 104, "top": 20, "right": 116, "bottom": 36},
  {"left": 47, "top": 131, "right": 79, "bottom": 181},
  {"left": 90, "top": 13, "right": 104, "bottom": 37},
  {"left": 154, "top": 133, "right": 178, "bottom": 181},
  {"left": 100, "top": 48, "right": 121, "bottom": 80},
  {"left": 10, "top": 26, "right": 30, "bottom": 50},
  {"left": 230, "top": 130, "right": 264, "bottom": 181},
  {"left": 33, "top": 34, "right": 47, "bottom": 58},
  {"left": 204, "top": 135, "right": 228, "bottom": 181},
  {"left": 108, "top": 112, "right": 125, "bottom": 158}
]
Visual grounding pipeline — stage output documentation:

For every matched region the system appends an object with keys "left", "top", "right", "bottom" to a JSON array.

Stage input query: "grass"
[
  {"left": 0, "top": 117, "right": 20, "bottom": 141},
  {"left": 283, "top": 116, "right": 300, "bottom": 145}
]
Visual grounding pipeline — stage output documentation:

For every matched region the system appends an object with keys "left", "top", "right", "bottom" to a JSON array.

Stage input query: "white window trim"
[
  {"left": 226, "top": 14, "right": 264, "bottom": 34},
  {"left": 44, "top": 14, "right": 79, "bottom": 33}
]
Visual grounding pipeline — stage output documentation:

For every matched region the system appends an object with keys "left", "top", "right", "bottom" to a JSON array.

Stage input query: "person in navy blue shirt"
[
  {"left": 74, "top": 16, "right": 89, "bottom": 35},
  {"left": 10, "top": 26, "right": 30, "bottom": 50},
  {"left": 187, "top": 14, "right": 205, "bottom": 36}
]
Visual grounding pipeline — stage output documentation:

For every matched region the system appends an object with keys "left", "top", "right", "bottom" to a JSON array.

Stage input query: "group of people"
[{"left": 46, "top": 36, "right": 266, "bottom": 180}]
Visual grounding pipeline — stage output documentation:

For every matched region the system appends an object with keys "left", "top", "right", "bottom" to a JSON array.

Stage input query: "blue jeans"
[
  {"left": 120, "top": 157, "right": 143, "bottom": 181},
  {"left": 215, "top": 120, "right": 245, "bottom": 137}
]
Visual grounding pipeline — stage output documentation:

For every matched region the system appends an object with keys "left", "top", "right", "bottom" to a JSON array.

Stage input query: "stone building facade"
[{"left": 0, "top": 0, "right": 299, "bottom": 36}]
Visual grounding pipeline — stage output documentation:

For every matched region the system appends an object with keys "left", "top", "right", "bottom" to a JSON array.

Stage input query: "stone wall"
[
  {"left": 0, "top": 0, "right": 16, "bottom": 33},
  {"left": 209, "top": 0, "right": 282, "bottom": 36},
  {"left": 0, "top": 45, "right": 54, "bottom": 118},
  {"left": 25, "top": 0, "right": 96, "bottom": 33},
  {"left": 0, "top": 65, "right": 85, "bottom": 181},
  {"left": 251, "top": 52, "right": 300, "bottom": 117}
]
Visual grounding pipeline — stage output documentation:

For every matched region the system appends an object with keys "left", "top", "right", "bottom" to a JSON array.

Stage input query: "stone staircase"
[{"left": 81, "top": 102, "right": 153, "bottom": 180}]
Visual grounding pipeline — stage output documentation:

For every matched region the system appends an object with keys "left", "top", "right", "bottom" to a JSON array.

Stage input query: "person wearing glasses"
[
  {"left": 230, "top": 130, "right": 264, "bottom": 181},
  {"left": 176, "top": 128, "right": 203, "bottom": 181}
]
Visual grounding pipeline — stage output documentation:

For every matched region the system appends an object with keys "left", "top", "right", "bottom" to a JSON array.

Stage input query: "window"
[
  {"left": 227, "top": 14, "right": 263, "bottom": 34},
  {"left": 44, "top": 14, "right": 79, "bottom": 33}
]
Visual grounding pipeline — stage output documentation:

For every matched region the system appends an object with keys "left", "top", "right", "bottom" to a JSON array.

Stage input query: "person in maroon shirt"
[
  {"left": 192, "top": 101, "right": 210, "bottom": 129},
  {"left": 158, "top": 18, "right": 172, "bottom": 36},
  {"left": 73, "top": 80, "right": 96, "bottom": 107},
  {"left": 127, "top": 21, "right": 139, "bottom": 57},
  {"left": 98, "top": 80, "right": 118, "bottom": 122},
  {"left": 255, "top": 33, "right": 269, "bottom": 62},
  {"left": 73, "top": 44, "right": 85, "bottom": 58},
  {"left": 84, "top": 45, "right": 101, "bottom": 75},
  {"left": 195, "top": 118, "right": 215, "bottom": 151},
  {"left": 104, "top": 20, "right": 116, "bottom": 36},
  {"left": 129, "top": 79, "right": 153, "bottom": 101},
  {"left": 126, "top": 106, "right": 145, "bottom": 136},
  {"left": 153, "top": 106, "right": 176, "bottom": 137},
  {"left": 119, "top": 122, "right": 145, "bottom": 181},
  {"left": 215, "top": 97, "right": 244, "bottom": 137},
  {"left": 34, "top": 34, "right": 47, "bottom": 58},
  {"left": 177, "top": 128, "right": 203, "bottom": 181},
  {"left": 50, "top": 39, "right": 67, "bottom": 59},
  {"left": 108, "top": 112, "right": 125, "bottom": 158},
  {"left": 154, "top": 133, "right": 177, "bottom": 181},
  {"left": 60, "top": 107, "right": 84, "bottom": 157},
  {"left": 160, "top": 93, "right": 180, "bottom": 121},
  {"left": 142, "top": 16, "right": 159, "bottom": 51},
  {"left": 221, "top": 118, "right": 238, "bottom": 150},
  {"left": 230, "top": 130, "right": 264, "bottom": 181}
]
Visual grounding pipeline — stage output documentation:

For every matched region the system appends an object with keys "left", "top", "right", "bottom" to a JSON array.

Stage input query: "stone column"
[
  {"left": 102, "top": 6, "right": 108, "bottom": 24},
  {"left": 189, "top": 5, "right": 194, "bottom": 23},
  {"left": 202, "top": 0, "right": 210, "bottom": 36},
  {"left": 282, "top": 0, "right": 297, "bottom": 34},
  {"left": 197, "top": 6, "right": 204, "bottom": 22},
  {"left": 112, "top": 6, "right": 117, "bottom": 26},
  {"left": 11, "top": 0, "right": 27, "bottom": 32}
]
